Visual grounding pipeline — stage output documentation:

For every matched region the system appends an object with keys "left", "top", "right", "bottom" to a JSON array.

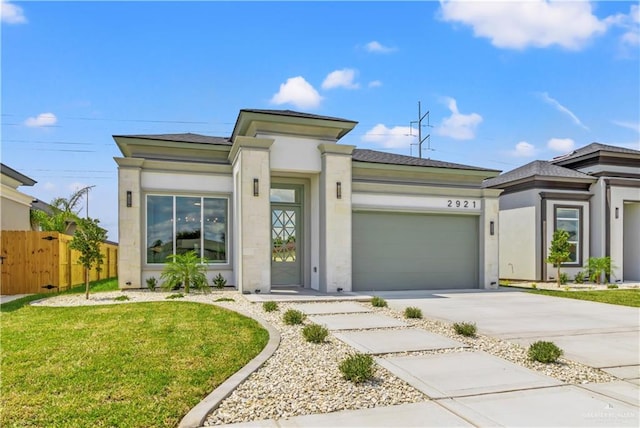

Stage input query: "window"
[
  {"left": 555, "top": 206, "right": 581, "bottom": 265},
  {"left": 147, "top": 195, "right": 227, "bottom": 264}
]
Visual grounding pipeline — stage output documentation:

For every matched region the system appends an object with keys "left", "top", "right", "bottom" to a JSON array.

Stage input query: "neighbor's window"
[
  {"left": 555, "top": 206, "right": 580, "bottom": 265},
  {"left": 147, "top": 195, "right": 227, "bottom": 264}
]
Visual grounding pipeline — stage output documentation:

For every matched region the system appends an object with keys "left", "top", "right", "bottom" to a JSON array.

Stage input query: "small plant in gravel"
[
  {"left": 531, "top": 283, "right": 537, "bottom": 289},
  {"left": 563, "top": 286, "right": 570, "bottom": 291},
  {"left": 114, "top": 295, "right": 130, "bottom": 302},
  {"left": 282, "top": 309, "right": 306, "bottom": 325},
  {"left": 302, "top": 323, "right": 329, "bottom": 343},
  {"left": 263, "top": 301, "right": 279, "bottom": 312},
  {"left": 404, "top": 307, "right": 422, "bottom": 319},
  {"left": 339, "top": 353, "right": 374, "bottom": 384},
  {"left": 574, "top": 271, "right": 585, "bottom": 284},
  {"left": 607, "top": 284, "right": 619, "bottom": 289},
  {"left": 214, "top": 297, "right": 234, "bottom": 302},
  {"left": 559, "top": 272, "right": 569, "bottom": 285},
  {"left": 371, "top": 296, "right": 387, "bottom": 307},
  {"left": 166, "top": 293, "right": 184, "bottom": 299},
  {"left": 213, "top": 273, "right": 227, "bottom": 289},
  {"left": 145, "top": 276, "right": 157, "bottom": 291},
  {"left": 453, "top": 322, "right": 477, "bottom": 337},
  {"left": 528, "top": 340, "right": 563, "bottom": 363}
]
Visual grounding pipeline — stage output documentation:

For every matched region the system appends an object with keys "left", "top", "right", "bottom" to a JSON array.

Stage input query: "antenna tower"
[{"left": 409, "top": 101, "right": 432, "bottom": 158}]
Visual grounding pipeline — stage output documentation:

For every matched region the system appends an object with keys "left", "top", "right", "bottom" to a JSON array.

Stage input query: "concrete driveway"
[{"left": 374, "top": 288, "right": 640, "bottom": 377}]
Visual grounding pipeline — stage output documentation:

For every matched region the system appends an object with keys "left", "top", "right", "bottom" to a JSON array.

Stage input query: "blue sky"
[{"left": 2, "top": 0, "right": 639, "bottom": 241}]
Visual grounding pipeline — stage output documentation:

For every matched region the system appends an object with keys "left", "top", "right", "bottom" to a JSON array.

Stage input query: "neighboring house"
[
  {"left": 484, "top": 143, "right": 640, "bottom": 283},
  {"left": 1, "top": 163, "right": 36, "bottom": 231},
  {"left": 114, "top": 109, "right": 502, "bottom": 294}
]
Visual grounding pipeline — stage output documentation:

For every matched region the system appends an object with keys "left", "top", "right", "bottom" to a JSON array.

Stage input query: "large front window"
[
  {"left": 555, "top": 206, "right": 581, "bottom": 265},
  {"left": 147, "top": 195, "right": 227, "bottom": 264}
]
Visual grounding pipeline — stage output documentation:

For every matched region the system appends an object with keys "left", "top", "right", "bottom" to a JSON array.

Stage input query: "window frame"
[
  {"left": 553, "top": 204, "right": 583, "bottom": 267},
  {"left": 145, "top": 193, "right": 229, "bottom": 265}
]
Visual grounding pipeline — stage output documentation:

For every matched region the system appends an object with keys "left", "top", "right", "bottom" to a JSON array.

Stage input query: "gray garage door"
[{"left": 352, "top": 212, "right": 479, "bottom": 291}]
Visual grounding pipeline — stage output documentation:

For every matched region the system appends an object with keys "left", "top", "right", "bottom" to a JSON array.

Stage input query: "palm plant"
[
  {"left": 160, "top": 251, "right": 210, "bottom": 293},
  {"left": 30, "top": 186, "right": 92, "bottom": 234}
]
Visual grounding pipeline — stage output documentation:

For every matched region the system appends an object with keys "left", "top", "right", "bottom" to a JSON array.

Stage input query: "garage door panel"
[{"left": 353, "top": 212, "right": 478, "bottom": 291}]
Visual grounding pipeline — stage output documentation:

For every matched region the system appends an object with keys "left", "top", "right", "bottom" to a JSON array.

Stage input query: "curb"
[{"left": 178, "top": 304, "right": 281, "bottom": 428}]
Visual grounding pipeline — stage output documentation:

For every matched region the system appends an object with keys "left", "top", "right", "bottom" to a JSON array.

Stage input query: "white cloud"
[
  {"left": 539, "top": 92, "right": 589, "bottom": 130},
  {"left": 548, "top": 137, "right": 575, "bottom": 152},
  {"left": 321, "top": 69, "right": 359, "bottom": 90},
  {"left": 24, "top": 112, "right": 57, "bottom": 128},
  {"left": 362, "top": 124, "right": 416, "bottom": 149},
  {"left": 609, "top": 4, "right": 640, "bottom": 47},
  {"left": 435, "top": 97, "right": 483, "bottom": 140},
  {"left": 368, "top": 80, "right": 383, "bottom": 88},
  {"left": 439, "top": 0, "right": 607, "bottom": 50},
  {"left": 270, "top": 76, "right": 322, "bottom": 109},
  {"left": 510, "top": 141, "right": 537, "bottom": 157},
  {"left": 365, "top": 41, "right": 395, "bottom": 53},
  {"left": 1, "top": 0, "right": 27, "bottom": 24},
  {"left": 612, "top": 120, "right": 640, "bottom": 133},
  {"left": 43, "top": 182, "right": 57, "bottom": 192}
]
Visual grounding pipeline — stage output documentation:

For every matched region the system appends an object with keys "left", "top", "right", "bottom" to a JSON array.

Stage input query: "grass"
[
  {"left": 0, "top": 301, "right": 268, "bottom": 428},
  {"left": 528, "top": 288, "right": 640, "bottom": 307}
]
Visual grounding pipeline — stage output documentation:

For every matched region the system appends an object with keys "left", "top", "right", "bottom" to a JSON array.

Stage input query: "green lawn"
[
  {"left": 1, "top": 300, "right": 268, "bottom": 427},
  {"left": 528, "top": 288, "right": 640, "bottom": 307}
]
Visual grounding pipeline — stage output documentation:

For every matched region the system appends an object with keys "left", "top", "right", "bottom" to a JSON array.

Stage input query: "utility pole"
[{"left": 409, "top": 101, "right": 431, "bottom": 158}]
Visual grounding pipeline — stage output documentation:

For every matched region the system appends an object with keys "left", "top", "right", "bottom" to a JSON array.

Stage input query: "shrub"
[
  {"left": 528, "top": 341, "right": 563, "bottom": 363},
  {"left": 404, "top": 307, "right": 422, "bottom": 319},
  {"left": 166, "top": 293, "right": 184, "bottom": 299},
  {"left": 214, "top": 297, "right": 235, "bottom": 302},
  {"left": 371, "top": 296, "right": 387, "bottom": 307},
  {"left": 586, "top": 257, "right": 614, "bottom": 284},
  {"left": 574, "top": 271, "right": 585, "bottom": 284},
  {"left": 213, "top": 273, "right": 227, "bottom": 289},
  {"left": 453, "top": 322, "right": 477, "bottom": 337},
  {"left": 263, "top": 301, "right": 279, "bottom": 312},
  {"left": 283, "top": 309, "right": 306, "bottom": 325},
  {"left": 114, "top": 295, "right": 130, "bottom": 302},
  {"left": 160, "top": 251, "right": 209, "bottom": 293},
  {"left": 339, "top": 353, "right": 374, "bottom": 384},
  {"left": 607, "top": 284, "right": 619, "bottom": 289},
  {"left": 302, "top": 324, "right": 329, "bottom": 343},
  {"left": 559, "top": 272, "right": 569, "bottom": 285},
  {"left": 145, "top": 276, "right": 157, "bottom": 291},
  {"left": 531, "top": 283, "right": 537, "bottom": 289}
]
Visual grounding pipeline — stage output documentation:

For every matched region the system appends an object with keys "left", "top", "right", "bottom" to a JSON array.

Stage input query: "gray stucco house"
[{"left": 483, "top": 143, "right": 640, "bottom": 283}]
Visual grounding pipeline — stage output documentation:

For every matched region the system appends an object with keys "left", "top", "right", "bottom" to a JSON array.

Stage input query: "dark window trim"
[{"left": 553, "top": 204, "right": 583, "bottom": 267}]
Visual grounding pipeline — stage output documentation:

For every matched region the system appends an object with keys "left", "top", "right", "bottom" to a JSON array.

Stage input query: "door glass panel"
[
  {"left": 270, "top": 188, "right": 296, "bottom": 203},
  {"left": 272, "top": 209, "right": 296, "bottom": 262}
]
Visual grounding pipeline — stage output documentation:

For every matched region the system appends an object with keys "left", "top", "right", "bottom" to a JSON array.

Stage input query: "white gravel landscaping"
[{"left": 32, "top": 289, "right": 617, "bottom": 426}]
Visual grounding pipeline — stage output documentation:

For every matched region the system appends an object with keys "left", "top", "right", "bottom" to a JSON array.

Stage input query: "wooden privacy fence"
[{"left": 0, "top": 231, "right": 118, "bottom": 295}]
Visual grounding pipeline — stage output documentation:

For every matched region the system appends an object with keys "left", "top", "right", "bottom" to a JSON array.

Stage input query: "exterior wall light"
[
  {"left": 490, "top": 221, "right": 495, "bottom": 236},
  {"left": 615, "top": 207, "right": 619, "bottom": 219},
  {"left": 126, "top": 191, "right": 132, "bottom": 207},
  {"left": 336, "top": 182, "right": 342, "bottom": 199},
  {"left": 253, "top": 178, "right": 259, "bottom": 197}
]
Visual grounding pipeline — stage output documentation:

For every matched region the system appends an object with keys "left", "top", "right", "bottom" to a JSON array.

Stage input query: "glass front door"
[{"left": 271, "top": 185, "right": 302, "bottom": 285}]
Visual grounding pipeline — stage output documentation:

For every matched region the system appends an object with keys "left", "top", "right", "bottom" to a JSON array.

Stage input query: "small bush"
[
  {"left": 531, "top": 283, "right": 537, "bottom": 289},
  {"left": 114, "top": 295, "right": 130, "bottom": 302},
  {"left": 528, "top": 340, "right": 563, "bottom": 363},
  {"left": 563, "top": 286, "right": 570, "bottom": 291},
  {"left": 302, "top": 324, "right": 329, "bottom": 343},
  {"left": 607, "top": 284, "right": 619, "bottom": 289},
  {"left": 215, "top": 297, "right": 234, "bottom": 302},
  {"left": 166, "top": 293, "right": 184, "bottom": 299},
  {"left": 371, "top": 296, "right": 387, "bottom": 307},
  {"left": 213, "top": 273, "right": 227, "bottom": 289},
  {"left": 453, "top": 322, "right": 477, "bottom": 337},
  {"left": 283, "top": 309, "right": 306, "bottom": 325},
  {"left": 559, "top": 272, "right": 569, "bottom": 285},
  {"left": 263, "top": 301, "right": 279, "bottom": 312},
  {"left": 404, "top": 307, "right": 422, "bottom": 319},
  {"left": 339, "top": 353, "right": 374, "bottom": 384},
  {"left": 145, "top": 276, "right": 157, "bottom": 291},
  {"left": 574, "top": 271, "right": 585, "bottom": 284}
]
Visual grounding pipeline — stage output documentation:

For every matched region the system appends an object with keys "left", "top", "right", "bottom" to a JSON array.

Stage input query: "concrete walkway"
[{"left": 214, "top": 292, "right": 639, "bottom": 427}]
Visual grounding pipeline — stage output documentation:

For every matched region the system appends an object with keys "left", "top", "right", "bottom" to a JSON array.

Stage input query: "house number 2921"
[{"left": 447, "top": 200, "right": 477, "bottom": 208}]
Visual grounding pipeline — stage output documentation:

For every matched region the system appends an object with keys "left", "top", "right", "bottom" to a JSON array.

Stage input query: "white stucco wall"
[
  {"left": 623, "top": 202, "right": 640, "bottom": 281},
  {"left": 610, "top": 185, "right": 640, "bottom": 281},
  {"left": 1, "top": 186, "right": 33, "bottom": 231},
  {"left": 260, "top": 134, "right": 323, "bottom": 173},
  {"left": 499, "top": 206, "right": 536, "bottom": 280},
  {"left": 141, "top": 171, "right": 233, "bottom": 193},
  {"left": 116, "top": 158, "right": 143, "bottom": 289}
]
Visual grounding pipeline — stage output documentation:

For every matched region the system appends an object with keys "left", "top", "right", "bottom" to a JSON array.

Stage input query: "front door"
[{"left": 271, "top": 186, "right": 302, "bottom": 285}]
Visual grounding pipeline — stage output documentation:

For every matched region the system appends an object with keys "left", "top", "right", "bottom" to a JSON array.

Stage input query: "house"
[
  {"left": 483, "top": 143, "right": 640, "bottom": 283},
  {"left": 114, "top": 109, "right": 502, "bottom": 293},
  {"left": 1, "top": 163, "right": 36, "bottom": 231}
]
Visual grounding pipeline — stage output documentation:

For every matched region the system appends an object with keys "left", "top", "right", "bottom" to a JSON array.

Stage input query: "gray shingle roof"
[
  {"left": 0, "top": 163, "right": 36, "bottom": 186},
  {"left": 240, "top": 109, "right": 357, "bottom": 124},
  {"left": 115, "top": 133, "right": 231, "bottom": 145},
  {"left": 551, "top": 142, "right": 640, "bottom": 163},
  {"left": 352, "top": 149, "right": 498, "bottom": 172},
  {"left": 483, "top": 160, "right": 595, "bottom": 188}
]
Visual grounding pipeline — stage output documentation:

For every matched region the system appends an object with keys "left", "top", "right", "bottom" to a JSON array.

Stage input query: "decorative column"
[
  {"left": 115, "top": 157, "right": 144, "bottom": 289},
  {"left": 229, "top": 136, "right": 274, "bottom": 294},
  {"left": 318, "top": 143, "right": 355, "bottom": 292},
  {"left": 480, "top": 189, "right": 501, "bottom": 289}
]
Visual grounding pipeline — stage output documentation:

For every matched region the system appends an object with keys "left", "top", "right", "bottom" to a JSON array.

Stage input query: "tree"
[
  {"left": 31, "top": 186, "right": 92, "bottom": 234},
  {"left": 586, "top": 257, "right": 614, "bottom": 284},
  {"left": 547, "top": 229, "right": 571, "bottom": 287},
  {"left": 69, "top": 217, "right": 107, "bottom": 299},
  {"left": 160, "top": 251, "right": 209, "bottom": 294}
]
